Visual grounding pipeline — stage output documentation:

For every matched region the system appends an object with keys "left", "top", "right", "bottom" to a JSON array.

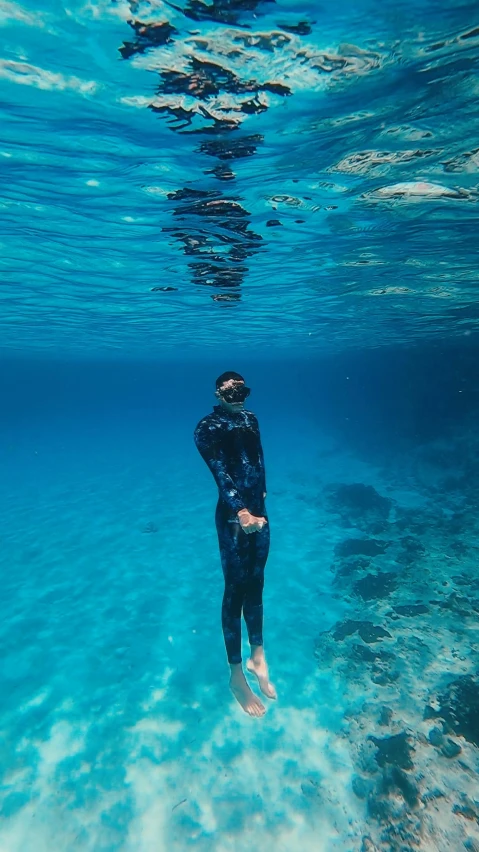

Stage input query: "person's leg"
[
  {"left": 221, "top": 574, "right": 244, "bottom": 666},
  {"left": 244, "top": 523, "right": 276, "bottom": 699},
  {"left": 215, "top": 503, "right": 266, "bottom": 717},
  {"left": 242, "top": 529, "right": 265, "bottom": 649},
  {"left": 216, "top": 504, "right": 246, "bottom": 663}
]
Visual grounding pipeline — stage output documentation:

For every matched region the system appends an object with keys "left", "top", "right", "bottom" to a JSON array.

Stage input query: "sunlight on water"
[
  {"left": 1, "top": 0, "right": 478, "bottom": 354},
  {"left": 1, "top": 2, "right": 479, "bottom": 851}
]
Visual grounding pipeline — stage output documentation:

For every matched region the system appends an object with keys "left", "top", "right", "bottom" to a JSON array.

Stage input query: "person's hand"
[{"left": 237, "top": 509, "right": 267, "bottom": 534}]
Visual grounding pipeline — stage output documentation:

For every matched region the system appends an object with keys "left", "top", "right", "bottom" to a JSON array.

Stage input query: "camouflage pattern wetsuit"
[{"left": 194, "top": 405, "right": 269, "bottom": 665}]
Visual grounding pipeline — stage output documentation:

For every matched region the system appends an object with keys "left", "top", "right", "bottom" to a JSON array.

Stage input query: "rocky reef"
[{"left": 315, "top": 470, "right": 479, "bottom": 851}]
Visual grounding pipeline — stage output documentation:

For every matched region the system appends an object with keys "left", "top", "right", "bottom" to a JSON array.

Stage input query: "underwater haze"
[{"left": 1, "top": 0, "right": 479, "bottom": 850}]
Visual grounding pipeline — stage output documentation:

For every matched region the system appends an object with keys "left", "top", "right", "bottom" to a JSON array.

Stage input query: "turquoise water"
[{"left": 1, "top": 1, "right": 479, "bottom": 850}]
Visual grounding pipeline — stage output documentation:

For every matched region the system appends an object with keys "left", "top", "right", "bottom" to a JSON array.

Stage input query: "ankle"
[{"left": 250, "top": 645, "right": 265, "bottom": 663}]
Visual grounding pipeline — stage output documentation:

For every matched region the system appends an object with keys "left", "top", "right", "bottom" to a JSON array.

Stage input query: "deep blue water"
[{"left": 1, "top": 0, "right": 479, "bottom": 850}]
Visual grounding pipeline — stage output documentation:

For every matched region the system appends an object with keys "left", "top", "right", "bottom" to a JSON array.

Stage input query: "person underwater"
[{"left": 194, "top": 372, "right": 276, "bottom": 717}]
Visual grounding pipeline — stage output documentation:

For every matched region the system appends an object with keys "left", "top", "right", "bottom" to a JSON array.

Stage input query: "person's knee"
[
  {"left": 223, "top": 583, "right": 245, "bottom": 618},
  {"left": 245, "top": 578, "right": 264, "bottom": 608}
]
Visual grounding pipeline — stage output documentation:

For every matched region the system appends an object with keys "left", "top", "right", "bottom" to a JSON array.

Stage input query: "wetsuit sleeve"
[
  {"left": 194, "top": 420, "right": 246, "bottom": 514},
  {"left": 251, "top": 413, "right": 267, "bottom": 495},
  {"left": 259, "top": 439, "right": 267, "bottom": 495}
]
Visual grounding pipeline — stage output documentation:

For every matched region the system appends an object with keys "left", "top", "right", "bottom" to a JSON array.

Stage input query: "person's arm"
[
  {"left": 259, "top": 440, "right": 267, "bottom": 499},
  {"left": 194, "top": 420, "right": 246, "bottom": 515},
  {"left": 253, "top": 414, "right": 267, "bottom": 499}
]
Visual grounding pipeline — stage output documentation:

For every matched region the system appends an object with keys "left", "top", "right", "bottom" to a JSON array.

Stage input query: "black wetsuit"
[{"left": 194, "top": 405, "right": 269, "bottom": 665}]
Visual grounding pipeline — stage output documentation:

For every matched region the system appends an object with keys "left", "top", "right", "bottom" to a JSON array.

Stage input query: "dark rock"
[
  {"left": 277, "top": 20, "right": 312, "bottom": 36},
  {"left": 332, "top": 620, "right": 391, "bottom": 643},
  {"left": 448, "top": 512, "right": 466, "bottom": 534},
  {"left": 334, "top": 557, "right": 370, "bottom": 579},
  {"left": 352, "top": 774, "right": 373, "bottom": 799},
  {"left": 430, "top": 593, "right": 473, "bottom": 617},
  {"left": 359, "top": 623, "right": 392, "bottom": 643},
  {"left": 367, "top": 795, "right": 391, "bottom": 823},
  {"left": 354, "top": 557, "right": 372, "bottom": 570},
  {"left": 393, "top": 604, "right": 428, "bottom": 617},
  {"left": 352, "top": 644, "right": 381, "bottom": 663},
  {"left": 394, "top": 508, "right": 429, "bottom": 535},
  {"left": 334, "top": 561, "right": 356, "bottom": 579},
  {"left": 428, "top": 727, "right": 444, "bottom": 747},
  {"left": 379, "top": 706, "right": 393, "bottom": 726},
  {"left": 452, "top": 575, "right": 479, "bottom": 592},
  {"left": 382, "top": 826, "right": 420, "bottom": 851},
  {"left": 354, "top": 572, "right": 397, "bottom": 601},
  {"left": 336, "top": 538, "right": 389, "bottom": 558},
  {"left": 369, "top": 732, "right": 414, "bottom": 770},
  {"left": 361, "top": 837, "right": 379, "bottom": 852},
  {"left": 371, "top": 667, "right": 400, "bottom": 686},
  {"left": 424, "top": 704, "right": 439, "bottom": 721},
  {"left": 369, "top": 521, "right": 389, "bottom": 534},
  {"left": 422, "top": 788, "right": 445, "bottom": 802},
  {"left": 429, "top": 599, "right": 449, "bottom": 609},
  {"left": 396, "top": 552, "right": 417, "bottom": 567},
  {"left": 453, "top": 796, "right": 479, "bottom": 822},
  {"left": 382, "top": 766, "right": 419, "bottom": 807},
  {"left": 266, "top": 219, "right": 282, "bottom": 226},
  {"left": 400, "top": 536, "right": 426, "bottom": 555},
  {"left": 441, "top": 738, "right": 462, "bottom": 758},
  {"left": 332, "top": 620, "right": 359, "bottom": 640},
  {"left": 430, "top": 598, "right": 471, "bottom": 617},
  {"left": 150, "top": 286, "right": 178, "bottom": 292},
  {"left": 327, "top": 483, "right": 392, "bottom": 517},
  {"left": 451, "top": 540, "right": 469, "bottom": 556},
  {"left": 396, "top": 539, "right": 426, "bottom": 566},
  {"left": 437, "top": 675, "right": 479, "bottom": 746}
]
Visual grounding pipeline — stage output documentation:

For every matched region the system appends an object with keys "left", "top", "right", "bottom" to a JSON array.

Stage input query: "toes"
[{"left": 249, "top": 700, "right": 265, "bottom": 717}]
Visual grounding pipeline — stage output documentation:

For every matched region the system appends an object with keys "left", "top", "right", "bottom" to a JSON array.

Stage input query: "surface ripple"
[{"left": 1, "top": 0, "right": 478, "bottom": 353}]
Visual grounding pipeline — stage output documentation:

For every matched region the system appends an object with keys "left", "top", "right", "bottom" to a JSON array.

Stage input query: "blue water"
[{"left": 2, "top": 1, "right": 479, "bottom": 850}]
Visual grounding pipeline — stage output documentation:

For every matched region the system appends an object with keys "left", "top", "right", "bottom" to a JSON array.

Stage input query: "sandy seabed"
[{"left": 0, "top": 423, "right": 478, "bottom": 852}]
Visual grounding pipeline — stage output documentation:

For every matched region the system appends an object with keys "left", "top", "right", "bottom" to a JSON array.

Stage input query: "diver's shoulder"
[{"left": 194, "top": 408, "right": 222, "bottom": 433}]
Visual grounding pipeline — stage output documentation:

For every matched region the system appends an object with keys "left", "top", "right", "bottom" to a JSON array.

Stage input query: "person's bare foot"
[
  {"left": 246, "top": 647, "right": 277, "bottom": 700},
  {"left": 229, "top": 665, "right": 266, "bottom": 717}
]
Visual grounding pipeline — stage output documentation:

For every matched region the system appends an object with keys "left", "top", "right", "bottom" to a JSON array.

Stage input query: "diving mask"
[{"left": 218, "top": 382, "right": 251, "bottom": 404}]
